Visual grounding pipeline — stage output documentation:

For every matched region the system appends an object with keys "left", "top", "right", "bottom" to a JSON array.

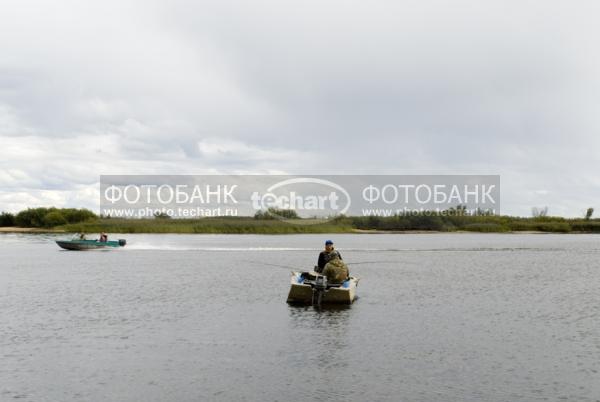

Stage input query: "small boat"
[
  {"left": 286, "top": 271, "right": 359, "bottom": 306},
  {"left": 56, "top": 238, "right": 126, "bottom": 250}
]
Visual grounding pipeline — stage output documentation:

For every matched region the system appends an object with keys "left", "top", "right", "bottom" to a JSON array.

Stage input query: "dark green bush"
[
  {"left": 43, "top": 211, "right": 67, "bottom": 227},
  {"left": 0, "top": 211, "right": 15, "bottom": 226},
  {"left": 15, "top": 207, "right": 96, "bottom": 227},
  {"left": 60, "top": 208, "right": 97, "bottom": 223},
  {"left": 568, "top": 221, "right": 600, "bottom": 233},
  {"left": 254, "top": 208, "right": 299, "bottom": 219},
  {"left": 15, "top": 208, "right": 50, "bottom": 227}
]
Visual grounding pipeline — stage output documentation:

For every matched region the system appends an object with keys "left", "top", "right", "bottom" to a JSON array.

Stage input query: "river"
[{"left": 1, "top": 233, "right": 599, "bottom": 401}]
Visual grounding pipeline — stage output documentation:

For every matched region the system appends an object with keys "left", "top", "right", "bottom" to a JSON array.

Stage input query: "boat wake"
[
  {"left": 126, "top": 245, "right": 316, "bottom": 251},
  {"left": 125, "top": 245, "right": 566, "bottom": 252}
]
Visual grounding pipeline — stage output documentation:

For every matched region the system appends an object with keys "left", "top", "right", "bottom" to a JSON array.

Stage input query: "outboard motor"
[
  {"left": 315, "top": 275, "right": 327, "bottom": 291},
  {"left": 118, "top": 239, "right": 127, "bottom": 247},
  {"left": 312, "top": 275, "right": 328, "bottom": 307}
]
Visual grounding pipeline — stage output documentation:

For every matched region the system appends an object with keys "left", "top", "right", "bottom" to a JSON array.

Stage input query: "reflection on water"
[
  {"left": 1, "top": 233, "right": 600, "bottom": 402},
  {"left": 288, "top": 305, "right": 352, "bottom": 362},
  {"left": 287, "top": 305, "right": 353, "bottom": 401}
]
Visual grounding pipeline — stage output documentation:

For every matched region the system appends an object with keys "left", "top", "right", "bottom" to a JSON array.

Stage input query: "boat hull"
[
  {"left": 286, "top": 271, "right": 359, "bottom": 305},
  {"left": 55, "top": 240, "right": 124, "bottom": 250}
]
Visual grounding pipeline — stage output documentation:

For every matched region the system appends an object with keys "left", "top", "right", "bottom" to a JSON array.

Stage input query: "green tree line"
[
  {"left": 1, "top": 206, "right": 599, "bottom": 233},
  {"left": 0, "top": 208, "right": 97, "bottom": 228}
]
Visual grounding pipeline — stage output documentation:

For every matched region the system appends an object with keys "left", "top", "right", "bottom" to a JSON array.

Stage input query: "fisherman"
[
  {"left": 78, "top": 233, "right": 86, "bottom": 240},
  {"left": 316, "top": 240, "right": 342, "bottom": 272},
  {"left": 99, "top": 232, "right": 108, "bottom": 242}
]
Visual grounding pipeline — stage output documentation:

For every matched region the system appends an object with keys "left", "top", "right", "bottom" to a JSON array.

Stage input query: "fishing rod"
[
  {"left": 347, "top": 260, "right": 396, "bottom": 266},
  {"left": 244, "top": 260, "right": 303, "bottom": 270},
  {"left": 244, "top": 259, "right": 395, "bottom": 270}
]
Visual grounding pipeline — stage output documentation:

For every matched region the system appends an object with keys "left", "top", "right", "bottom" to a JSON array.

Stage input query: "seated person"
[
  {"left": 316, "top": 240, "right": 342, "bottom": 273},
  {"left": 99, "top": 232, "right": 108, "bottom": 242}
]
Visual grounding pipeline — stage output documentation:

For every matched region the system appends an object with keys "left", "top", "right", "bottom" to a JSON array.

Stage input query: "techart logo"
[{"left": 250, "top": 178, "right": 351, "bottom": 221}]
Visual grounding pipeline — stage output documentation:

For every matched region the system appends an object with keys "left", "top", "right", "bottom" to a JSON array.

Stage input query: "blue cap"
[{"left": 325, "top": 240, "right": 333, "bottom": 245}]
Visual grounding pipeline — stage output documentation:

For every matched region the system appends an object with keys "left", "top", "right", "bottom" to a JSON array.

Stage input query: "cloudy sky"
[{"left": 1, "top": 0, "right": 599, "bottom": 216}]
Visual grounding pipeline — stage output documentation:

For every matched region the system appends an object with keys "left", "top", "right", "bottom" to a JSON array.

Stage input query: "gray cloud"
[{"left": 1, "top": 0, "right": 599, "bottom": 215}]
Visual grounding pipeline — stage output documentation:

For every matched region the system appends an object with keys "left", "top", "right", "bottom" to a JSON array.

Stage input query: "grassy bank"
[
  {"left": 61, "top": 217, "right": 354, "bottom": 234},
  {"left": 57, "top": 215, "right": 600, "bottom": 234},
  {"left": 0, "top": 227, "right": 65, "bottom": 233},
  {"left": 3, "top": 207, "right": 600, "bottom": 234},
  {"left": 348, "top": 215, "right": 600, "bottom": 233}
]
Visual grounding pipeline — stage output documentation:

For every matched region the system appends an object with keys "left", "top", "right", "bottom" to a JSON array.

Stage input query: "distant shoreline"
[
  {"left": 3, "top": 208, "right": 600, "bottom": 234},
  {"left": 350, "top": 229, "right": 561, "bottom": 234},
  {"left": 58, "top": 217, "right": 600, "bottom": 234},
  {"left": 1, "top": 226, "right": 597, "bottom": 235},
  {"left": 0, "top": 227, "right": 65, "bottom": 233}
]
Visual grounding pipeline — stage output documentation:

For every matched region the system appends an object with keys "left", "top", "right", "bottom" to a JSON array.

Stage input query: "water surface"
[{"left": 1, "top": 233, "right": 599, "bottom": 401}]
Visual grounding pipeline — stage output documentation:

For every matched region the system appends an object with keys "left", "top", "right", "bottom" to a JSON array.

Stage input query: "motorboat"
[{"left": 286, "top": 271, "right": 359, "bottom": 306}]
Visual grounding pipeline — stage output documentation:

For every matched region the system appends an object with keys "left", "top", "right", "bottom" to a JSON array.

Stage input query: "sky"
[{"left": 1, "top": 0, "right": 599, "bottom": 217}]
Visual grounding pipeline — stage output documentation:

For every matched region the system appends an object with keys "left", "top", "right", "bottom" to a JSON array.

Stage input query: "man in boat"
[
  {"left": 99, "top": 232, "right": 108, "bottom": 242},
  {"left": 316, "top": 240, "right": 342, "bottom": 273}
]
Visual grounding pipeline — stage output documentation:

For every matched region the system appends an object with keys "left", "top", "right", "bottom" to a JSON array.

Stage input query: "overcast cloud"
[{"left": 1, "top": 0, "right": 599, "bottom": 216}]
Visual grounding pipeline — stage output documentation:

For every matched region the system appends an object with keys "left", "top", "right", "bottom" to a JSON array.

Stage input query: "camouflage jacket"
[{"left": 317, "top": 250, "right": 343, "bottom": 271}]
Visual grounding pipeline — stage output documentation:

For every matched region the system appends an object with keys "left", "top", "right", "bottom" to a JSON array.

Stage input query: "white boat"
[{"left": 286, "top": 271, "right": 359, "bottom": 305}]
